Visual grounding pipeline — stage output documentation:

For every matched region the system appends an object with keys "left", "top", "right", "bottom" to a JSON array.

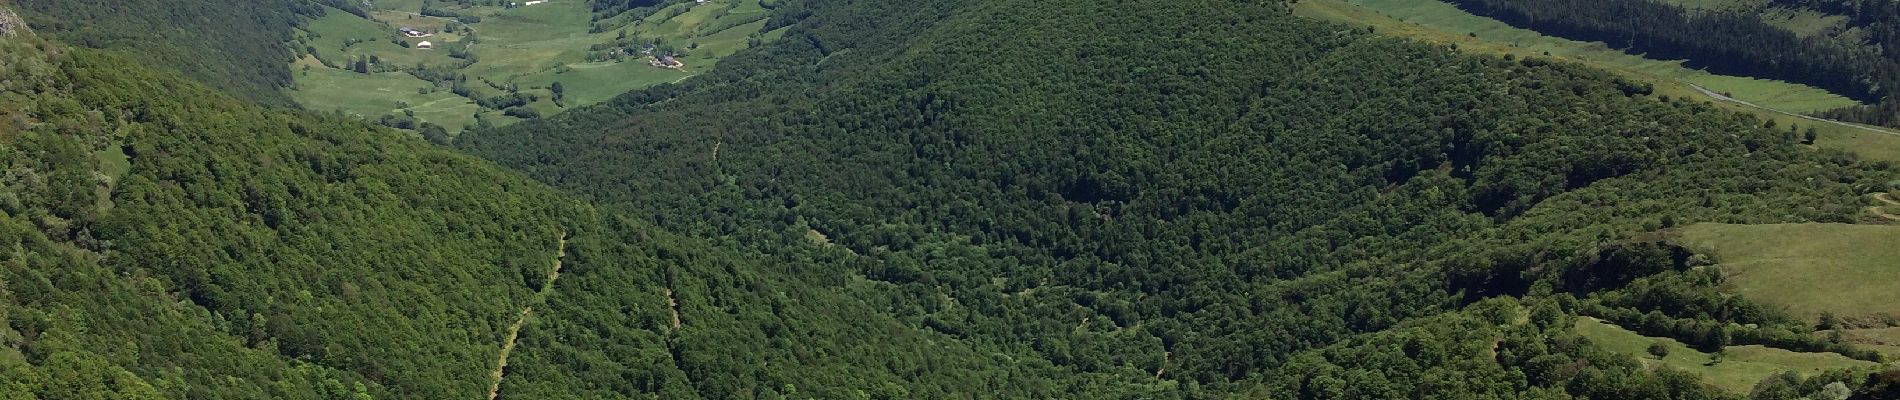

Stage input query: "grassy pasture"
[
  {"left": 1675, "top": 223, "right": 1900, "bottom": 323},
  {"left": 1575, "top": 317, "right": 1879, "bottom": 394},
  {"left": 1294, "top": 0, "right": 1900, "bottom": 163},
  {"left": 289, "top": 0, "right": 783, "bottom": 131},
  {"left": 371, "top": 0, "right": 425, "bottom": 12},
  {"left": 1834, "top": 327, "right": 1900, "bottom": 359},
  {"left": 290, "top": 66, "right": 481, "bottom": 131},
  {"left": 515, "top": 60, "right": 692, "bottom": 106},
  {"left": 305, "top": 7, "right": 459, "bottom": 68},
  {"left": 693, "top": 18, "right": 769, "bottom": 59},
  {"left": 1297, "top": 0, "right": 1857, "bottom": 113}
]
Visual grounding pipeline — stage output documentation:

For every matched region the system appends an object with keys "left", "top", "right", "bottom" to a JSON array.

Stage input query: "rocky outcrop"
[{"left": 0, "top": 6, "right": 27, "bottom": 37}]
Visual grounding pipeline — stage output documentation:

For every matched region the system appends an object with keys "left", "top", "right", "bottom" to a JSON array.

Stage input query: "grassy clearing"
[
  {"left": 1296, "top": 0, "right": 1857, "bottom": 113},
  {"left": 371, "top": 0, "right": 425, "bottom": 12},
  {"left": 304, "top": 7, "right": 458, "bottom": 68},
  {"left": 290, "top": 66, "right": 481, "bottom": 131},
  {"left": 1835, "top": 327, "right": 1900, "bottom": 358},
  {"left": 1652, "top": 0, "right": 1847, "bottom": 38},
  {"left": 288, "top": 0, "right": 782, "bottom": 131},
  {"left": 1759, "top": 7, "right": 1850, "bottom": 38},
  {"left": 1675, "top": 223, "right": 1900, "bottom": 323},
  {"left": 1576, "top": 317, "right": 1879, "bottom": 394},
  {"left": 693, "top": 18, "right": 769, "bottom": 59},
  {"left": 515, "top": 60, "right": 691, "bottom": 107},
  {"left": 1293, "top": 0, "right": 1900, "bottom": 163}
]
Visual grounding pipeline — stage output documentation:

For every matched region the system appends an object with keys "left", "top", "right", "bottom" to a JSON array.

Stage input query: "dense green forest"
[
  {"left": 1777, "top": 0, "right": 1900, "bottom": 126},
  {"left": 0, "top": 32, "right": 577, "bottom": 398},
  {"left": 5, "top": 0, "right": 1900, "bottom": 397},
  {"left": 0, "top": 22, "right": 1185, "bottom": 399},
  {"left": 4, "top": 0, "right": 369, "bottom": 106},
  {"left": 461, "top": 0, "right": 1899, "bottom": 397},
  {"left": 1440, "top": 0, "right": 1900, "bottom": 130},
  {"left": 1442, "top": 0, "right": 1889, "bottom": 104}
]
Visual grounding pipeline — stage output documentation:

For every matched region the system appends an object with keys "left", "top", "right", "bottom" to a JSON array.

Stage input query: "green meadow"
[
  {"left": 290, "top": 66, "right": 482, "bottom": 131},
  {"left": 1675, "top": 223, "right": 1900, "bottom": 323},
  {"left": 289, "top": 0, "right": 784, "bottom": 133},
  {"left": 1576, "top": 317, "right": 1880, "bottom": 394},
  {"left": 1295, "top": 0, "right": 1900, "bottom": 163},
  {"left": 1298, "top": 0, "right": 1857, "bottom": 113}
]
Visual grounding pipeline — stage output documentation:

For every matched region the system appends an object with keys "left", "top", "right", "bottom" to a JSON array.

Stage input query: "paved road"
[{"left": 1683, "top": 81, "right": 1900, "bottom": 138}]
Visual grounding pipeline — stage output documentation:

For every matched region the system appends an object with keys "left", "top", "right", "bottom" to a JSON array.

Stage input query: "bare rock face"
[{"left": 0, "top": 6, "right": 26, "bottom": 37}]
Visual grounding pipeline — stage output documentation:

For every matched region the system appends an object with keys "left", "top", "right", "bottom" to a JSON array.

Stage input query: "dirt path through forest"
[
  {"left": 1870, "top": 207, "right": 1900, "bottom": 222},
  {"left": 487, "top": 232, "right": 567, "bottom": 400},
  {"left": 665, "top": 288, "right": 681, "bottom": 329},
  {"left": 1867, "top": 193, "right": 1900, "bottom": 222}
]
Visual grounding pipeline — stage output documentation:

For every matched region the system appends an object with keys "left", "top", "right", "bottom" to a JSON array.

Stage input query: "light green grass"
[
  {"left": 371, "top": 0, "right": 424, "bottom": 12},
  {"left": 291, "top": 66, "right": 480, "bottom": 132},
  {"left": 1839, "top": 327, "right": 1900, "bottom": 359},
  {"left": 515, "top": 60, "right": 691, "bottom": 106},
  {"left": 1760, "top": 7, "right": 1850, "bottom": 38},
  {"left": 649, "top": 2, "right": 725, "bottom": 37},
  {"left": 1299, "top": 0, "right": 1858, "bottom": 113},
  {"left": 305, "top": 6, "right": 395, "bottom": 62},
  {"left": 1576, "top": 317, "right": 1879, "bottom": 394},
  {"left": 95, "top": 144, "right": 129, "bottom": 184},
  {"left": 304, "top": 6, "right": 458, "bottom": 68},
  {"left": 290, "top": 0, "right": 785, "bottom": 129},
  {"left": 1675, "top": 223, "right": 1900, "bottom": 322},
  {"left": 1653, "top": 1, "right": 1847, "bottom": 39},
  {"left": 692, "top": 18, "right": 768, "bottom": 59},
  {"left": 1294, "top": 0, "right": 1900, "bottom": 163}
]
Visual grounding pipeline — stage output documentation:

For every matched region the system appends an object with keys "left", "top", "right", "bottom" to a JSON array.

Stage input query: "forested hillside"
[
  {"left": 5, "top": 0, "right": 358, "bottom": 105},
  {"left": 0, "top": 24, "right": 1188, "bottom": 399},
  {"left": 1442, "top": 0, "right": 1889, "bottom": 103},
  {"left": 6, "top": 0, "right": 1900, "bottom": 397},
  {"left": 0, "top": 31, "right": 580, "bottom": 398},
  {"left": 462, "top": 0, "right": 1899, "bottom": 396},
  {"left": 1437, "top": 0, "right": 1900, "bottom": 130}
]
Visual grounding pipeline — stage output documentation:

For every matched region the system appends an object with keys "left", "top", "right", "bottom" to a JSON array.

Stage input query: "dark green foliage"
[
  {"left": 1444, "top": 0, "right": 1886, "bottom": 102},
  {"left": 459, "top": 0, "right": 1893, "bottom": 396},
  {"left": 4, "top": 0, "right": 1897, "bottom": 396},
  {"left": 0, "top": 29, "right": 1158, "bottom": 399},
  {"left": 6, "top": 0, "right": 339, "bottom": 106},
  {"left": 0, "top": 35, "right": 591, "bottom": 398}
]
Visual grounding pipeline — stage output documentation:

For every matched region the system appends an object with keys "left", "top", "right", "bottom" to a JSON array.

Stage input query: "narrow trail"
[
  {"left": 1684, "top": 82, "right": 1900, "bottom": 138},
  {"left": 487, "top": 232, "right": 567, "bottom": 400},
  {"left": 1869, "top": 207, "right": 1900, "bottom": 222},
  {"left": 1867, "top": 193, "right": 1900, "bottom": 222},
  {"left": 665, "top": 288, "right": 681, "bottom": 329},
  {"left": 1155, "top": 351, "right": 1170, "bottom": 379}
]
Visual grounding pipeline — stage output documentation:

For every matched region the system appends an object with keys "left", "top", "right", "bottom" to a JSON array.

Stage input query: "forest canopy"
[{"left": 1, "top": 0, "right": 1896, "bottom": 398}]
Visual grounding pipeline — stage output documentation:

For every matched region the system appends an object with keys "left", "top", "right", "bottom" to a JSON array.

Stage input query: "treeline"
[
  {"left": 1578, "top": 258, "right": 1886, "bottom": 362},
  {"left": 1444, "top": 0, "right": 1890, "bottom": 104},
  {"left": 1770, "top": 0, "right": 1900, "bottom": 126},
  {"left": 6, "top": 0, "right": 343, "bottom": 106},
  {"left": 0, "top": 27, "right": 1184, "bottom": 399},
  {"left": 459, "top": 0, "right": 1895, "bottom": 397},
  {"left": 587, "top": 0, "right": 668, "bottom": 21}
]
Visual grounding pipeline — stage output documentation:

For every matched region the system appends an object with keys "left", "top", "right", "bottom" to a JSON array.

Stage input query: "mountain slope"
[
  {"left": 461, "top": 0, "right": 1895, "bottom": 396},
  {"left": 0, "top": 32, "right": 582, "bottom": 398},
  {"left": 0, "top": 24, "right": 1158, "bottom": 399},
  {"left": 4, "top": 0, "right": 343, "bottom": 106}
]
